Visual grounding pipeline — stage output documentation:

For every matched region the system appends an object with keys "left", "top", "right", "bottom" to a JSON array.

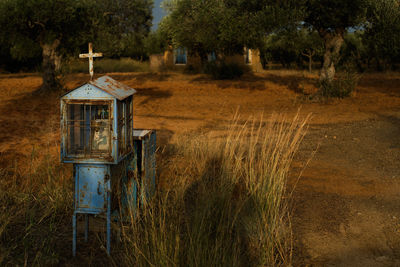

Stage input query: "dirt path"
[
  {"left": 0, "top": 71, "right": 399, "bottom": 265},
  {"left": 292, "top": 117, "right": 400, "bottom": 266}
]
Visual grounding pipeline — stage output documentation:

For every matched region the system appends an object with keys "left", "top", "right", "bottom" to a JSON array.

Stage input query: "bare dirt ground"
[{"left": 0, "top": 70, "right": 399, "bottom": 266}]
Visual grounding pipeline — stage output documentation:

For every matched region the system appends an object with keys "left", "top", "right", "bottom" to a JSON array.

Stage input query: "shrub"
[
  {"left": 318, "top": 67, "right": 360, "bottom": 98},
  {"left": 64, "top": 57, "right": 150, "bottom": 74},
  {"left": 183, "top": 64, "right": 198, "bottom": 74},
  {"left": 203, "top": 61, "right": 245, "bottom": 79}
]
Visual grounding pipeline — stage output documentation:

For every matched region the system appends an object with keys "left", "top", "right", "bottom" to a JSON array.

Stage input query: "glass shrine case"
[{"left": 60, "top": 76, "right": 136, "bottom": 164}]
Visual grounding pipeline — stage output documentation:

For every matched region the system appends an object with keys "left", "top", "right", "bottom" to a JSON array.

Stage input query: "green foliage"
[
  {"left": 262, "top": 28, "right": 323, "bottom": 69},
  {"left": 203, "top": 61, "right": 245, "bottom": 80},
  {"left": 264, "top": 31, "right": 300, "bottom": 68},
  {"left": 363, "top": 0, "right": 400, "bottom": 70},
  {"left": 0, "top": 0, "right": 91, "bottom": 52},
  {"left": 339, "top": 32, "right": 368, "bottom": 72},
  {"left": 304, "top": 0, "right": 368, "bottom": 32},
  {"left": 0, "top": 0, "right": 153, "bottom": 76},
  {"left": 303, "top": 0, "right": 368, "bottom": 84},
  {"left": 93, "top": 0, "right": 153, "bottom": 59},
  {"left": 144, "top": 29, "right": 169, "bottom": 55},
  {"left": 161, "top": 0, "right": 304, "bottom": 61},
  {"left": 318, "top": 66, "right": 360, "bottom": 98}
]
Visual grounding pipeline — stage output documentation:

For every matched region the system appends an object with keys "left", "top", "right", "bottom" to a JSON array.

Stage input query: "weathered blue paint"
[
  {"left": 74, "top": 164, "right": 110, "bottom": 214},
  {"left": 61, "top": 76, "right": 136, "bottom": 101},
  {"left": 60, "top": 76, "right": 135, "bottom": 165},
  {"left": 62, "top": 84, "right": 113, "bottom": 100},
  {"left": 133, "top": 130, "right": 157, "bottom": 204},
  {"left": 61, "top": 75, "right": 156, "bottom": 257},
  {"left": 72, "top": 164, "right": 112, "bottom": 255}
]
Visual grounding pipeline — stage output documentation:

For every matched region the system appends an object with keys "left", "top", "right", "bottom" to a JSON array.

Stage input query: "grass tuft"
[{"left": 119, "top": 113, "right": 309, "bottom": 266}]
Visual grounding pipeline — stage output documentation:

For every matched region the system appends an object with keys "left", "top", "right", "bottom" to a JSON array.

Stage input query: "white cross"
[{"left": 79, "top": 43, "right": 103, "bottom": 80}]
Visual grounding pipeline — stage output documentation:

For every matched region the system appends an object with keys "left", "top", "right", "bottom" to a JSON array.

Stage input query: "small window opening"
[
  {"left": 207, "top": 51, "right": 216, "bottom": 62},
  {"left": 174, "top": 47, "right": 187, "bottom": 65}
]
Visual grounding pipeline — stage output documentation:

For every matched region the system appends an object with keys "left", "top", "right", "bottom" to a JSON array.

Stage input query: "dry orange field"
[{"left": 0, "top": 70, "right": 399, "bottom": 265}]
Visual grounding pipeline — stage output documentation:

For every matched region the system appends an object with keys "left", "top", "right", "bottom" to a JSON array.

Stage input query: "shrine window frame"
[
  {"left": 64, "top": 100, "right": 113, "bottom": 159},
  {"left": 117, "top": 96, "right": 133, "bottom": 157}
]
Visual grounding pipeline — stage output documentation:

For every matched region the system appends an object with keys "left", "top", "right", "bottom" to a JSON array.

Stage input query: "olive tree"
[
  {"left": 304, "top": 0, "right": 367, "bottom": 83},
  {"left": 0, "top": 0, "right": 153, "bottom": 91}
]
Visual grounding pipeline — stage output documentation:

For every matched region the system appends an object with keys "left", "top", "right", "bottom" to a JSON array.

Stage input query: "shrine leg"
[
  {"left": 107, "top": 192, "right": 111, "bottom": 255},
  {"left": 72, "top": 213, "right": 77, "bottom": 257}
]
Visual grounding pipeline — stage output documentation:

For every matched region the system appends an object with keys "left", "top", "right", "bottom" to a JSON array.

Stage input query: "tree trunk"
[
  {"left": 197, "top": 48, "right": 208, "bottom": 68},
  {"left": 319, "top": 29, "right": 344, "bottom": 83},
  {"left": 40, "top": 39, "right": 61, "bottom": 91},
  {"left": 302, "top": 50, "right": 315, "bottom": 73}
]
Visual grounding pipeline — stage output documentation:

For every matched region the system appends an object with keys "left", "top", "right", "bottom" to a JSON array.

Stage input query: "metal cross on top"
[{"left": 79, "top": 43, "right": 103, "bottom": 80}]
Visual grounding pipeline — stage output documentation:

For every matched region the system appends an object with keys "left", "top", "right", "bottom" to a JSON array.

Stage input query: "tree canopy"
[
  {"left": 363, "top": 0, "right": 400, "bottom": 70},
  {"left": 0, "top": 0, "right": 153, "bottom": 90},
  {"left": 303, "top": 0, "right": 368, "bottom": 83},
  {"left": 160, "top": 0, "right": 304, "bottom": 62},
  {"left": 264, "top": 28, "right": 323, "bottom": 71}
]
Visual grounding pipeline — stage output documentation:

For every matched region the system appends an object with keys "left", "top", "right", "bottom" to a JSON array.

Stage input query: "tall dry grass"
[
  {"left": 119, "top": 112, "right": 309, "bottom": 266},
  {"left": 0, "top": 147, "right": 72, "bottom": 265},
  {"left": 0, "top": 112, "right": 308, "bottom": 266}
]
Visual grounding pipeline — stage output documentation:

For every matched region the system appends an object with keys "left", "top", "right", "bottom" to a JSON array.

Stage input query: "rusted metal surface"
[
  {"left": 61, "top": 84, "right": 114, "bottom": 100},
  {"left": 73, "top": 164, "right": 112, "bottom": 255},
  {"left": 90, "top": 76, "right": 136, "bottom": 100},
  {"left": 75, "top": 164, "right": 109, "bottom": 213}
]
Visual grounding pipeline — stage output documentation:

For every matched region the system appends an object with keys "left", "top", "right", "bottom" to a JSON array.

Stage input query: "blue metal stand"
[
  {"left": 70, "top": 131, "right": 156, "bottom": 257},
  {"left": 72, "top": 164, "right": 112, "bottom": 256}
]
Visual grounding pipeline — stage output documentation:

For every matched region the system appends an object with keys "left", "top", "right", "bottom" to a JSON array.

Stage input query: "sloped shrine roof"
[{"left": 89, "top": 76, "right": 136, "bottom": 100}]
